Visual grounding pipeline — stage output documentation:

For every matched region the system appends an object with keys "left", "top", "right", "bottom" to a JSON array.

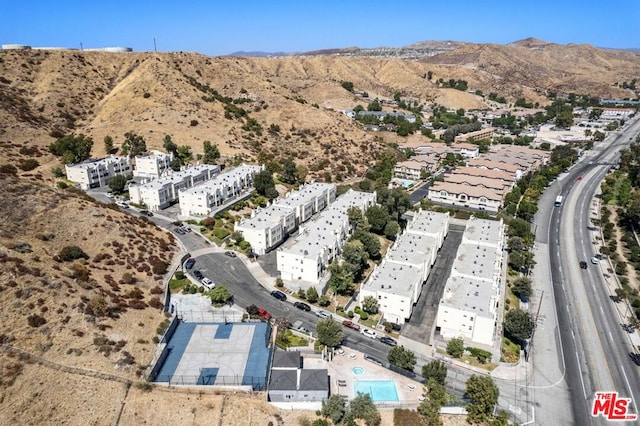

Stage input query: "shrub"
[
  {"left": 359, "top": 311, "right": 369, "bottom": 321},
  {"left": 27, "top": 314, "right": 47, "bottom": 327},
  {"left": 18, "top": 159, "right": 39, "bottom": 171},
  {"left": 466, "top": 347, "right": 492, "bottom": 363},
  {"left": 213, "top": 228, "right": 230, "bottom": 240},
  {"left": 246, "top": 304, "right": 259, "bottom": 315},
  {"left": 318, "top": 295, "right": 330, "bottom": 307},
  {"left": 203, "top": 217, "right": 215, "bottom": 229},
  {"left": 275, "top": 278, "right": 284, "bottom": 288},
  {"left": 347, "top": 310, "right": 354, "bottom": 318},
  {"left": 57, "top": 181, "right": 68, "bottom": 189},
  {"left": 0, "top": 164, "right": 18, "bottom": 175},
  {"left": 148, "top": 297, "right": 163, "bottom": 309},
  {"left": 190, "top": 119, "right": 199, "bottom": 126},
  {"left": 296, "top": 288, "right": 307, "bottom": 299},
  {"left": 151, "top": 258, "right": 168, "bottom": 275},
  {"left": 122, "top": 272, "right": 136, "bottom": 284},
  {"left": 58, "top": 245, "right": 89, "bottom": 261},
  {"left": 175, "top": 271, "right": 185, "bottom": 280}
]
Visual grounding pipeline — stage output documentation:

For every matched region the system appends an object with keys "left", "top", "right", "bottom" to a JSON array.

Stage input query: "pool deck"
[{"left": 322, "top": 347, "right": 424, "bottom": 406}]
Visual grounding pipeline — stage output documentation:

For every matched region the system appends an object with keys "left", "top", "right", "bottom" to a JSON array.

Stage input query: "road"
[{"left": 546, "top": 119, "right": 640, "bottom": 425}]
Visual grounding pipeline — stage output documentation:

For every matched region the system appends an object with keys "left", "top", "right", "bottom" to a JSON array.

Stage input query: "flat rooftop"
[
  {"left": 328, "top": 190, "right": 376, "bottom": 212},
  {"left": 363, "top": 260, "right": 421, "bottom": 299},
  {"left": 462, "top": 217, "right": 503, "bottom": 246},
  {"left": 451, "top": 243, "right": 500, "bottom": 282},
  {"left": 440, "top": 275, "right": 496, "bottom": 318},
  {"left": 406, "top": 210, "right": 449, "bottom": 237},
  {"left": 274, "top": 182, "right": 335, "bottom": 209},
  {"left": 386, "top": 233, "right": 436, "bottom": 266},
  {"left": 279, "top": 211, "right": 346, "bottom": 259},
  {"left": 238, "top": 205, "right": 293, "bottom": 230}
]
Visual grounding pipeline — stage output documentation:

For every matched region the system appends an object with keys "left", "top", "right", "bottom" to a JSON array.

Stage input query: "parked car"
[
  {"left": 364, "top": 355, "right": 384, "bottom": 366},
  {"left": 591, "top": 256, "right": 599, "bottom": 264},
  {"left": 621, "top": 323, "right": 636, "bottom": 333},
  {"left": 106, "top": 192, "right": 114, "bottom": 198},
  {"left": 140, "top": 210, "right": 153, "bottom": 217},
  {"left": 184, "top": 258, "right": 196, "bottom": 269},
  {"left": 315, "top": 310, "right": 331, "bottom": 319},
  {"left": 116, "top": 201, "right": 129, "bottom": 209},
  {"left": 172, "top": 221, "right": 182, "bottom": 227},
  {"left": 361, "top": 328, "right": 377, "bottom": 339},
  {"left": 579, "top": 261, "right": 588, "bottom": 269},
  {"left": 193, "top": 270, "right": 204, "bottom": 280},
  {"left": 342, "top": 320, "right": 360, "bottom": 331},
  {"left": 271, "top": 290, "right": 287, "bottom": 301},
  {"left": 379, "top": 336, "right": 397, "bottom": 346},
  {"left": 294, "top": 302, "right": 311, "bottom": 311},
  {"left": 610, "top": 295, "right": 622, "bottom": 303},
  {"left": 630, "top": 352, "right": 640, "bottom": 366},
  {"left": 175, "top": 227, "right": 186, "bottom": 235},
  {"left": 257, "top": 308, "right": 272, "bottom": 320},
  {"left": 201, "top": 277, "right": 215, "bottom": 290},
  {"left": 224, "top": 251, "right": 237, "bottom": 258}
]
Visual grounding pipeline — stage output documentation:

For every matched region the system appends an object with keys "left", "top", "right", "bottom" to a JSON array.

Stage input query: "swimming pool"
[
  {"left": 352, "top": 366, "right": 365, "bottom": 375},
  {"left": 354, "top": 380, "right": 399, "bottom": 401}
]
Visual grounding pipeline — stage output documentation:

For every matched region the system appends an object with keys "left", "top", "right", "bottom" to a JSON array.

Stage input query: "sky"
[{"left": 1, "top": 0, "right": 639, "bottom": 55}]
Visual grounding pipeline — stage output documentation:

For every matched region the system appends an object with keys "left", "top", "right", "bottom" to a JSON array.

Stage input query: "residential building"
[
  {"left": 178, "top": 165, "right": 263, "bottom": 216},
  {"left": 276, "top": 190, "right": 376, "bottom": 288},
  {"left": 445, "top": 174, "right": 513, "bottom": 191},
  {"left": 356, "top": 110, "right": 417, "bottom": 123},
  {"left": 454, "top": 127, "right": 494, "bottom": 143},
  {"left": 268, "top": 350, "right": 329, "bottom": 403},
  {"left": 65, "top": 155, "right": 132, "bottom": 189},
  {"left": 427, "top": 181, "right": 505, "bottom": 213},
  {"left": 451, "top": 166, "right": 516, "bottom": 184},
  {"left": 235, "top": 205, "right": 297, "bottom": 255},
  {"left": 466, "top": 158, "right": 524, "bottom": 177},
  {"left": 454, "top": 142, "right": 480, "bottom": 158},
  {"left": 133, "top": 150, "right": 173, "bottom": 178},
  {"left": 600, "top": 108, "right": 635, "bottom": 121},
  {"left": 274, "top": 183, "right": 337, "bottom": 226},
  {"left": 358, "top": 210, "right": 449, "bottom": 324},
  {"left": 128, "top": 164, "right": 220, "bottom": 210},
  {"left": 393, "top": 160, "right": 428, "bottom": 180},
  {"left": 436, "top": 217, "right": 505, "bottom": 346}
]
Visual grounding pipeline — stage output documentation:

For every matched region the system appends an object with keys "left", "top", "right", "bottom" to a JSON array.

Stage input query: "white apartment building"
[
  {"left": 274, "top": 183, "right": 337, "bottom": 225},
  {"left": 128, "top": 164, "right": 220, "bottom": 210},
  {"left": 427, "top": 181, "right": 504, "bottom": 213},
  {"left": 133, "top": 150, "right": 173, "bottom": 178},
  {"left": 276, "top": 190, "right": 376, "bottom": 288},
  {"left": 436, "top": 217, "right": 505, "bottom": 346},
  {"left": 234, "top": 205, "right": 297, "bottom": 255},
  {"left": 178, "top": 164, "right": 264, "bottom": 216},
  {"left": 358, "top": 210, "right": 450, "bottom": 324},
  {"left": 65, "top": 155, "right": 132, "bottom": 189}
]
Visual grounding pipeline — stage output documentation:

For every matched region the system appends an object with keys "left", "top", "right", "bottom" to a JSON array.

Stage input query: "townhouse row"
[
  {"left": 436, "top": 216, "right": 505, "bottom": 346},
  {"left": 358, "top": 210, "right": 450, "bottom": 324}
]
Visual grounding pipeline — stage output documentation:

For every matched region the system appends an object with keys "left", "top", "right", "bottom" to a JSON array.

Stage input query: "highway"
[{"left": 547, "top": 119, "right": 640, "bottom": 425}]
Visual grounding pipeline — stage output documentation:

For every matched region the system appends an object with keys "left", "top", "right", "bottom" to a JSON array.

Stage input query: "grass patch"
[
  {"left": 460, "top": 354, "right": 498, "bottom": 371},
  {"left": 276, "top": 330, "right": 309, "bottom": 348},
  {"left": 168, "top": 275, "right": 190, "bottom": 291},
  {"left": 501, "top": 337, "right": 521, "bottom": 363}
]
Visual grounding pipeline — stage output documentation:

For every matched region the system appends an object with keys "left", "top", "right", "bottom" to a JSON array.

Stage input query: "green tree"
[
  {"left": 365, "top": 205, "right": 389, "bottom": 234},
  {"left": 328, "top": 262, "right": 356, "bottom": 295},
  {"left": 465, "top": 375, "right": 499, "bottom": 424},
  {"left": 555, "top": 105, "right": 574, "bottom": 128},
  {"left": 387, "top": 345, "right": 416, "bottom": 371},
  {"left": 511, "top": 277, "right": 533, "bottom": 299},
  {"left": 306, "top": 287, "right": 319, "bottom": 303},
  {"left": 341, "top": 81, "right": 354, "bottom": 92},
  {"left": 121, "top": 131, "right": 146, "bottom": 157},
  {"left": 508, "top": 218, "right": 532, "bottom": 239},
  {"left": 281, "top": 157, "right": 298, "bottom": 184},
  {"left": 348, "top": 206, "right": 370, "bottom": 232},
  {"left": 507, "top": 236, "right": 525, "bottom": 252},
  {"left": 208, "top": 286, "right": 230, "bottom": 304},
  {"left": 49, "top": 134, "right": 93, "bottom": 164},
  {"left": 316, "top": 318, "right": 343, "bottom": 348},
  {"left": 350, "top": 393, "right": 381, "bottom": 426},
  {"left": 202, "top": 140, "right": 220, "bottom": 164},
  {"left": 163, "top": 134, "right": 178, "bottom": 155},
  {"left": 504, "top": 309, "right": 535, "bottom": 343},
  {"left": 104, "top": 135, "right": 114, "bottom": 154},
  {"left": 321, "top": 394, "right": 346, "bottom": 424},
  {"left": 418, "top": 378, "right": 447, "bottom": 426},
  {"left": 446, "top": 337, "right": 464, "bottom": 358},
  {"left": 254, "top": 170, "right": 278, "bottom": 200},
  {"left": 342, "top": 240, "right": 368, "bottom": 279},
  {"left": 170, "top": 157, "right": 182, "bottom": 171},
  {"left": 367, "top": 100, "right": 382, "bottom": 112},
  {"left": 361, "top": 295, "right": 378, "bottom": 314},
  {"left": 108, "top": 174, "right": 129, "bottom": 193},
  {"left": 353, "top": 230, "right": 381, "bottom": 259},
  {"left": 384, "top": 220, "right": 400, "bottom": 240},
  {"left": 422, "top": 360, "right": 447, "bottom": 386},
  {"left": 177, "top": 145, "right": 193, "bottom": 164}
]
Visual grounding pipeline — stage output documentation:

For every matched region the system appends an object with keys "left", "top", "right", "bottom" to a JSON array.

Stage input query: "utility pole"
[
  {"left": 153, "top": 37, "right": 157, "bottom": 53},
  {"left": 80, "top": 41, "right": 83, "bottom": 51}
]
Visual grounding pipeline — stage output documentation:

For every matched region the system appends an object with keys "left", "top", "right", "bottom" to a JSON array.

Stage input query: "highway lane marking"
[
  {"left": 599, "top": 306, "right": 604, "bottom": 316},
  {"left": 574, "top": 351, "right": 588, "bottom": 399},
  {"left": 571, "top": 329, "right": 576, "bottom": 340},
  {"left": 591, "top": 283, "right": 596, "bottom": 292},
  {"left": 620, "top": 366, "right": 638, "bottom": 413},
  {"left": 608, "top": 331, "right": 613, "bottom": 343}
]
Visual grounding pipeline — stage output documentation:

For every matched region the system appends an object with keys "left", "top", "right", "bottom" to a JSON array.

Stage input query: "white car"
[
  {"left": 201, "top": 277, "right": 215, "bottom": 289},
  {"left": 591, "top": 256, "right": 600, "bottom": 265},
  {"left": 361, "top": 328, "right": 377, "bottom": 339},
  {"left": 315, "top": 310, "right": 332, "bottom": 319}
]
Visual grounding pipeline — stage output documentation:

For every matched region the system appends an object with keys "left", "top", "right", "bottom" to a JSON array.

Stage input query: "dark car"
[
  {"left": 184, "top": 258, "right": 196, "bottom": 269},
  {"left": 379, "top": 336, "right": 397, "bottom": 346},
  {"left": 364, "top": 355, "right": 384, "bottom": 366},
  {"left": 630, "top": 352, "right": 640, "bottom": 366},
  {"left": 294, "top": 301, "right": 311, "bottom": 311},
  {"left": 579, "top": 261, "right": 587, "bottom": 269},
  {"left": 342, "top": 320, "right": 361, "bottom": 331},
  {"left": 271, "top": 290, "right": 287, "bottom": 301},
  {"left": 140, "top": 210, "right": 153, "bottom": 217},
  {"left": 610, "top": 295, "right": 622, "bottom": 303},
  {"left": 224, "top": 251, "right": 237, "bottom": 257},
  {"left": 193, "top": 270, "right": 203, "bottom": 280},
  {"left": 172, "top": 221, "right": 182, "bottom": 226}
]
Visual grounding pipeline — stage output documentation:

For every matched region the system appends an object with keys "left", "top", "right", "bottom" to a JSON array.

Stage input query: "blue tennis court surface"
[{"left": 152, "top": 321, "right": 271, "bottom": 389}]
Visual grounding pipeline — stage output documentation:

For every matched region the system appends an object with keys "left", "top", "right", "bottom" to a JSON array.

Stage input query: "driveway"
[{"left": 410, "top": 182, "right": 430, "bottom": 204}]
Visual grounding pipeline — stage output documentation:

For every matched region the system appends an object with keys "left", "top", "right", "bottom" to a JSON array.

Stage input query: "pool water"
[
  {"left": 352, "top": 366, "right": 365, "bottom": 375},
  {"left": 354, "top": 380, "right": 399, "bottom": 401}
]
